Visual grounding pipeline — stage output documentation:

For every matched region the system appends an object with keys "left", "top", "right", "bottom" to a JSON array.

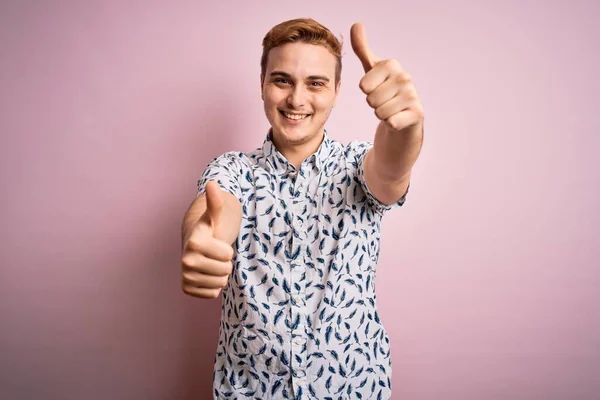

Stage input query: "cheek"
[
  {"left": 312, "top": 94, "right": 336, "bottom": 113},
  {"left": 264, "top": 89, "right": 286, "bottom": 107}
]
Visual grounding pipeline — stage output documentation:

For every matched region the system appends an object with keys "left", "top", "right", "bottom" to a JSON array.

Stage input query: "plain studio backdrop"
[{"left": 1, "top": 1, "right": 598, "bottom": 399}]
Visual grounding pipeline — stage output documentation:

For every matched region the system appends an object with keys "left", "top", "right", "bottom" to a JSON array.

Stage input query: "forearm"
[
  {"left": 371, "top": 120, "right": 423, "bottom": 184},
  {"left": 182, "top": 192, "right": 242, "bottom": 246}
]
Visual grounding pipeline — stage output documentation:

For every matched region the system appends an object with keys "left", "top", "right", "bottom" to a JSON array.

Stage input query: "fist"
[
  {"left": 181, "top": 181, "right": 234, "bottom": 299},
  {"left": 350, "top": 22, "right": 424, "bottom": 133}
]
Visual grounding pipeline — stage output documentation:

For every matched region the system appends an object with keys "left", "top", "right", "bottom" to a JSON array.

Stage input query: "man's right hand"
[{"left": 181, "top": 181, "right": 234, "bottom": 299}]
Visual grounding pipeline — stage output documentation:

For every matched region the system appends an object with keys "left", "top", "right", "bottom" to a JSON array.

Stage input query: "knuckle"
[
  {"left": 405, "top": 91, "right": 418, "bottom": 101},
  {"left": 384, "top": 58, "right": 398, "bottom": 67},
  {"left": 358, "top": 79, "right": 369, "bottom": 93},
  {"left": 182, "top": 284, "right": 193, "bottom": 296},
  {"left": 185, "top": 236, "right": 201, "bottom": 251},
  {"left": 224, "top": 261, "right": 233, "bottom": 275},
  {"left": 225, "top": 245, "right": 235, "bottom": 260},
  {"left": 182, "top": 252, "right": 203, "bottom": 269},
  {"left": 388, "top": 121, "right": 401, "bottom": 131},
  {"left": 387, "top": 116, "right": 402, "bottom": 131},
  {"left": 218, "top": 276, "right": 229, "bottom": 288},
  {"left": 366, "top": 94, "right": 377, "bottom": 108},
  {"left": 416, "top": 105, "right": 425, "bottom": 118},
  {"left": 181, "top": 271, "right": 196, "bottom": 283},
  {"left": 395, "top": 71, "right": 411, "bottom": 83},
  {"left": 181, "top": 254, "right": 194, "bottom": 268}
]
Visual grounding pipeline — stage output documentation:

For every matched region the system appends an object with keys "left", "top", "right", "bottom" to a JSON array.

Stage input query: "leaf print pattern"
[{"left": 198, "top": 130, "right": 408, "bottom": 400}]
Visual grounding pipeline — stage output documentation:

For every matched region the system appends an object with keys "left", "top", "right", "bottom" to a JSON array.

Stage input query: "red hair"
[{"left": 261, "top": 18, "right": 343, "bottom": 84}]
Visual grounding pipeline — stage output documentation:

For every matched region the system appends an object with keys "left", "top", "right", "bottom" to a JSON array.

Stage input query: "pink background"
[{"left": 1, "top": 1, "right": 599, "bottom": 399}]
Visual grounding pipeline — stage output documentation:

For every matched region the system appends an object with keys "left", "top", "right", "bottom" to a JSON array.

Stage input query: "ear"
[{"left": 260, "top": 74, "right": 264, "bottom": 101}]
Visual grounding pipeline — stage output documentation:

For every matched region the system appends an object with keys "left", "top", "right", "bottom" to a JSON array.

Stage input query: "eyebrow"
[{"left": 270, "top": 71, "right": 330, "bottom": 82}]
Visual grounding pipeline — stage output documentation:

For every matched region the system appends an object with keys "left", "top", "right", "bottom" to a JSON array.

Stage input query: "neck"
[{"left": 271, "top": 129, "right": 324, "bottom": 170}]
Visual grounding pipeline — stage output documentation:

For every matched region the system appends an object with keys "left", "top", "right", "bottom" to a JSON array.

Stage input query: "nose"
[{"left": 287, "top": 85, "right": 307, "bottom": 109}]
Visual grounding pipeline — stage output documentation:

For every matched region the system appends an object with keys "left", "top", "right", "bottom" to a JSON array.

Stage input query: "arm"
[
  {"left": 364, "top": 120, "right": 423, "bottom": 205},
  {"left": 350, "top": 22, "right": 424, "bottom": 206}
]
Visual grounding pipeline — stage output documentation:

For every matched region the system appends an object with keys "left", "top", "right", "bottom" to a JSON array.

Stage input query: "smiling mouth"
[{"left": 279, "top": 110, "right": 311, "bottom": 120}]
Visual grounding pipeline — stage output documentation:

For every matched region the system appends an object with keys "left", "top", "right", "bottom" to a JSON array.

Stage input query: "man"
[{"left": 181, "top": 18, "right": 423, "bottom": 400}]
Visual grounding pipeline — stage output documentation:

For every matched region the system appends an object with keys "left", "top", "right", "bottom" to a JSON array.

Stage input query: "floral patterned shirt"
[{"left": 197, "top": 130, "right": 408, "bottom": 400}]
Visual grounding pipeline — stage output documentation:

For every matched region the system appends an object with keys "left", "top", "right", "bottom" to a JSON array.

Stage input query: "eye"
[
  {"left": 310, "top": 81, "right": 324, "bottom": 87},
  {"left": 275, "top": 78, "right": 290, "bottom": 84}
]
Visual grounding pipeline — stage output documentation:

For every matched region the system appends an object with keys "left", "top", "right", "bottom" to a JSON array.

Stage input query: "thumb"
[
  {"left": 350, "top": 22, "right": 379, "bottom": 73},
  {"left": 204, "top": 181, "right": 224, "bottom": 224}
]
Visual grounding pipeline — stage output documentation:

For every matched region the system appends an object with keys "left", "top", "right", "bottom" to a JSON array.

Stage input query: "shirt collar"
[{"left": 262, "top": 129, "right": 332, "bottom": 175}]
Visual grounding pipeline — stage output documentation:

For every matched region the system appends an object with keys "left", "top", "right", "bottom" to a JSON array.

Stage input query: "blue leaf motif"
[
  {"left": 257, "top": 344, "right": 267, "bottom": 355},
  {"left": 271, "top": 380, "right": 282, "bottom": 396},
  {"left": 316, "top": 365, "right": 324, "bottom": 380},
  {"left": 282, "top": 279, "right": 291, "bottom": 293},
  {"left": 273, "top": 309, "right": 283, "bottom": 326},
  {"left": 279, "top": 350, "right": 289, "bottom": 366},
  {"left": 274, "top": 241, "right": 283, "bottom": 256},
  {"left": 208, "top": 142, "right": 398, "bottom": 400}
]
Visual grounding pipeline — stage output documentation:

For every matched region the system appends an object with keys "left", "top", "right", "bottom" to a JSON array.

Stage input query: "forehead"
[{"left": 266, "top": 42, "right": 336, "bottom": 78}]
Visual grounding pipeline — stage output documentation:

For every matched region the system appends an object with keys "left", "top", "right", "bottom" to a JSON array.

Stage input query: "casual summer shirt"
[{"left": 197, "top": 130, "right": 408, "bottom": 400}]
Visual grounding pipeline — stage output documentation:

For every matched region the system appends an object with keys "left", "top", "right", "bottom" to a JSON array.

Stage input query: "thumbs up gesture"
[
  {"left": 351, "top": 22, "right": 424, "bottom": 133},
  {"left": 181, "top": 181, "right": 234, "bottom": 299}
]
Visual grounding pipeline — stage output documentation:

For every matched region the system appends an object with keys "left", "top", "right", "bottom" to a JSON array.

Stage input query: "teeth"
[{"left": 283, "top": 112, "right": 309, "bottom": 120}]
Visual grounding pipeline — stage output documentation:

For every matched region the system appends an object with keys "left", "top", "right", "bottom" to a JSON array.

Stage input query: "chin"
[{"left": 277, "top": 126, "right": 317, "bottom": 144}]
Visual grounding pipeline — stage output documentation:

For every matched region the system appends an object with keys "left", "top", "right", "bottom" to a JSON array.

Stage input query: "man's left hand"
[{"left": 350, "top": 22, "right": 424, "bottom": 135}]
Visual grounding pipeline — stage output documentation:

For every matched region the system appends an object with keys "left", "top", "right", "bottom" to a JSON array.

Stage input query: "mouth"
[{"left": 279, "top": 110, "right": 311, "bottom": 121}]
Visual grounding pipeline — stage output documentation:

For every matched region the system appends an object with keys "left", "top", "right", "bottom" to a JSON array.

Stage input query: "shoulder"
[
  {"left": 206, "top": 150, "right": 256, "bottom": 172},
  {"left": 344, "top": 140, "right": 373, "bottom": 158},
  {"left": 209, "top": 150, "right": 245, "bottom": 164},
  {"left": 326, "top": 140, "right": 374, "bottom": 169}
]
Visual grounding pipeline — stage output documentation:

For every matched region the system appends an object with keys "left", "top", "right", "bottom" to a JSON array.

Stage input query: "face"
[{"left": 261, "top": 42, "right": 340, "bottom": 151}]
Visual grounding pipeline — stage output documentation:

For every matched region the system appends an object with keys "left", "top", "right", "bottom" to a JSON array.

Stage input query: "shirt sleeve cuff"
[
  {"left": 197, "top": 152, "right": 242, "bottom": 199},
  {"left": 357, "top": 145, "right": 409, "bottom": 214}
]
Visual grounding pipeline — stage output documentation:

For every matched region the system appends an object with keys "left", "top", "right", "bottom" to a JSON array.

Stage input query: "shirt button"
[
  {"left": 293, "top": 337, "right": 303, "bottom": 346},
  {"left": 292, "top": 294, "right": 302, "bottom": 304}
]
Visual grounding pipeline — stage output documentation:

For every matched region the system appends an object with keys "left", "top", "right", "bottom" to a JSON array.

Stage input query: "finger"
[
  {"left": 374, "top": 88, "right": 421, "bottom": 122},
  {"left": 382, "top": 108, "right": 423, "bottom": 131},
  {"left": 366, "top": 78, "right": 401, "bottom": 109},
  {"left": 182, "top": 271, "right": 229, "bottom": 289},
  {"left": 182, "top": 285, "right": 222, "bottom": 299},
  {"left": 205, "top": 181, "right": 224, "bottom": 221},
  {"left": 358, "top": 60, "right": 394, "bottom": 94},
  {"left": 351, "top": 22, "right": 380, "bottom": 73},
  {"left": 374, "top": 96, "right": 407, "bottom": 121},
  {"left": 184, "top": 233, "right": 234, "bottom": 262},
  {"left": 182, "top": 251, "right": 233, "bottom": 276}
]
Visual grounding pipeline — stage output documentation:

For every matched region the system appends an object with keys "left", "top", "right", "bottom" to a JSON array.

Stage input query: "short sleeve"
[
  {"left": 348, "top": 141, "right": 409, "bottom": 214},
  {"left": 197, "top": 152, "right": 243, "bottom": 199}
]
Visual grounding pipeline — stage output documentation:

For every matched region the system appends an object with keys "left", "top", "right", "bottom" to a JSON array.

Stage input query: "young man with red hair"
[{"left": 181, "top": 18, "right": 424, "bottom": 400}]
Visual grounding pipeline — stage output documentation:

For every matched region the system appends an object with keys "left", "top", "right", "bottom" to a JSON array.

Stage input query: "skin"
[
  {"left": 260, "top": 42, "right": 341, "bottom": 168},
  {"left": 181, "top": 22, "right": 424, "bottom": 299},
  {"left": 351, "top": 22, "right": 424, "bottom": 204},
  {"left": 181, "top": 181, "right": 240, "bottom": 299}
]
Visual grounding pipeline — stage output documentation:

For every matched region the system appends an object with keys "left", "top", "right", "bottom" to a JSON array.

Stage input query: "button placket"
[
  {"left": 290, "top": 256, "right": 307, "bottom": 391},
  {"left": 290, "top": 168, "right": 310, "bottom": 396}
]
